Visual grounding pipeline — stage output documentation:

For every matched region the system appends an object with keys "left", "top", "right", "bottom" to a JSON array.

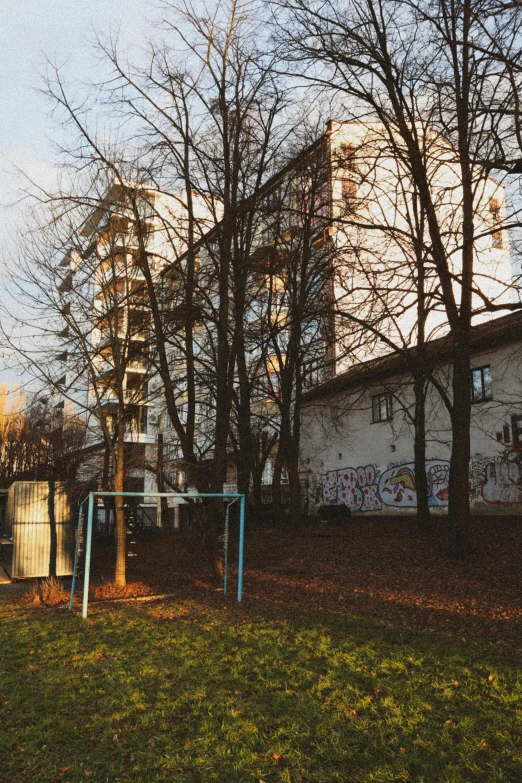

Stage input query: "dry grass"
[{"left": 25, "top": 576, "right": 69, "bottom": 606}]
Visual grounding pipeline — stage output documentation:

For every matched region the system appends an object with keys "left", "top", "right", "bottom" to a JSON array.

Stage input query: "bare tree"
[
  {"left": 275, "top": 0, "right": 522, "bottom": 556},
  {"left": 12, "top": 0, "right": 291, "bottom": 577},
  {"left": 2, "top": 179, "right": 157, "bottom": 585},
  {"left": 0, "top": 388, "right": 86, "bottom": 488},
  {"left": 248, "top": 136, "right": 336, "bottom": 521}
]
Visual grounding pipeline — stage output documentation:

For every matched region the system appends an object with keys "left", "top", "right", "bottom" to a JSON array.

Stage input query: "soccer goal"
[{"left": 68, "top": 491, "right": 246, "bottom": 618}]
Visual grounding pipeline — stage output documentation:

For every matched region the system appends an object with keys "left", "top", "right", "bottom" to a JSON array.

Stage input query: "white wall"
[
  {"left": 328, "top": 122, "right": 514, "bottom": 373},
  {"left": 300, "top": 334, "right": 522, "bottom": 514}
]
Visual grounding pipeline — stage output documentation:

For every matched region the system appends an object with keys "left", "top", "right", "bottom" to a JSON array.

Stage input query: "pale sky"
[
  {"left": 0, "top": 0, "right": 154, "bottom": 212},
  {"left": 0, "top": 0, "right": 155, "bottom": 386}
]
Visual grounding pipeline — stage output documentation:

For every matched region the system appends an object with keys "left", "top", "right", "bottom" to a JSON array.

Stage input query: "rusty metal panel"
[{"left": 6, "top": 482, "right": 74, "bottom": 579}]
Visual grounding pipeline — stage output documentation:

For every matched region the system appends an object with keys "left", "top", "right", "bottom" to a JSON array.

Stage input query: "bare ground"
[{"left": 83, "top": 514, "right": 522, "bottom": 645}]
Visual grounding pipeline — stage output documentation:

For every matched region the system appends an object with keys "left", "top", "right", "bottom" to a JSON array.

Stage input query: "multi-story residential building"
[
  {"left": 153, "top": 119, "right": 513, "bottom": 493},
  {"left": 55, "top": 119, "right": 514, "bottom": 509},
  {"left": 54, "top": 182, "right": 215, "bottom": 518}
]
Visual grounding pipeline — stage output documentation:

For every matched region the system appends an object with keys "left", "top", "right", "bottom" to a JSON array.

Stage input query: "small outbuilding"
[{"left": 1, "top": 481, "right": 74, "bottom": 579}]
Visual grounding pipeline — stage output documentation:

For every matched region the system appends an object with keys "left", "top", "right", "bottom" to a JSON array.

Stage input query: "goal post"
[{"left": 69, "top": 491, "right": 246, "bottom": 619}]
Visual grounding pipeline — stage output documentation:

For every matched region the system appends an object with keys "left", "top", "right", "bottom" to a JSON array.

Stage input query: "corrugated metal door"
[{"left": 8, "top": 482, "right": 74, "bottom": 578}]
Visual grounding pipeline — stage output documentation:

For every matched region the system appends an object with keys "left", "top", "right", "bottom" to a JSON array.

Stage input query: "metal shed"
[{"left": 3, "top": 482, "right": 74, "bottom": 579}]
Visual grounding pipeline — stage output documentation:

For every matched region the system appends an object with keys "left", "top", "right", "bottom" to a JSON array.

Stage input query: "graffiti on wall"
[
  {"left": 322, "top": 465, "right": 381, "bottom": 511},
  {"left": 322, "top": 460, "right": 450, "bottom": 510},
  {"left": 380, "top": 461, "right": 450, "bottom": 508},
  {"left": 470, "top": 458, "right": 522, "bottom": 505},
  {"left": 322, "top": 456, "right": 522, "bottom": 510}
]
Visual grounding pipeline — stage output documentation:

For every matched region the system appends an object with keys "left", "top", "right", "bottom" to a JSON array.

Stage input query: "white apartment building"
[
  {"left": 55, "top": 182, "right": 215, "bottom": 510},
  {"left": 326, "top": 120, "right": 512, "bottom": 371},
  {"left": 55, "top": 119, "right": 515, "bottom": 509}
]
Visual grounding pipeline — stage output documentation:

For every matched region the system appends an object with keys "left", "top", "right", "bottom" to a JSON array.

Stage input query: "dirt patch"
[{"left": 77, "top": 515, "right": 522, "bottom": 644}]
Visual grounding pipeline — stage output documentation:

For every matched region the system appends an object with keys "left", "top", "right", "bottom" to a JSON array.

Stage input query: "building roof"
[{"left": 303, "top": 310, "right": 522, "bottom": 402}]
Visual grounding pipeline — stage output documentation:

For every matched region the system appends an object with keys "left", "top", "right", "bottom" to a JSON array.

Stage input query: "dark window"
[
  {"left": 277, "top": 330, "right": 288, "bottom": 351},
  {"left": 266, "top": 187, "right": 283, "bottom": 214},
  {"left": 267, "top": 372, "right": 280, "bottom": 399},
  {"left": 303, "top": 360, "right": 322, "bottom": 389},
  {"left": 340, "top": 143, "right": 356, "bottom": 170},
  {"left": 489, "top": 198, "right": 503, "bottom": 249},
  {"left": 302, "top": 181, "right": 329, "bottom": 226},
  {"left": 372, "top": 392, "right": 393, "bottom": 423},
  {"left": 471, "top": 366, "right": 492, "bottom": 403},
  {"left": 342, "top": 180, "right": 357, "bottom": 205},
  {"left": 251, "top": 380, "right": 266, "bottom": 402}
]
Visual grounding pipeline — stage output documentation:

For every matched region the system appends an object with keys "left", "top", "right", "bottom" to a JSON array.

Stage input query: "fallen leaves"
[{"left": 76, "top": 515, "right": 522, "bottom": 645}]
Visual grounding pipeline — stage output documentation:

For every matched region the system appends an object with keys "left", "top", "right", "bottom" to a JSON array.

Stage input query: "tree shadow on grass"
[{"left": 1, "top": 597, "right": 521, "bottom": 783}]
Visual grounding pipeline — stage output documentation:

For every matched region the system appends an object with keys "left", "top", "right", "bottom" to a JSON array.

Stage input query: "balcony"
[
  {"left": 96, "top": 260, "right": 146, "bottom": 289},
  {"left": 57, "top": 271, "right": 74, "bottom": 293},
  {"left": 98, "top": 389, "right": 148, "bottom": 407},
  {"left": 127, "top": 413, "right": 148, "bottom": 436},
  {"left": 127, "top": 358, "right": 148, "bottom": 373}
]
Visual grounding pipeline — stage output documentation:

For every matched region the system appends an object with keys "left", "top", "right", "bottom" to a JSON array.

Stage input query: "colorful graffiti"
[
  {"left": 470, "top": 458, "right": 522, "bottom": 505},
  {"left": 322, "top": 456, "right": 522, "bottom": 511},
  {"left": 321, "top": 460, "right": 450, "bottom": 510},
  {"left": 378, "top": 461, "right": 450, "bottom": 508},
  {"left": 322, "top": 465, "right": 381, "bottom": 511}
]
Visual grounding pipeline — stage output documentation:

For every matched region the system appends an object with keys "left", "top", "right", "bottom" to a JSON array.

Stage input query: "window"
[
  {"left": 277, "top": 331, "right": 288, "bottom": 352},
  {"left": 302, "top": 180, "right": 329, "bottom": 226},
  {"left": 251, "top": 380, "right": 266, "bottom": 402},
  {"left": 267, "top": 372, "right": 280, "bottom": 399},
  {"left": 489, "top": 198, "right": 503, "bottom": 249},
  {"left": 303, "top": 360, "right": 322, "bottom": 389},
  {"left": 339, "top": 143, "right": 356, "bottom": 171},
  {"left": 207, "top": 237, "right": 219, "bottom": 254},
  {"left": 372, "top": 392, "right": 393, "bottom": 423},
  {"left": 341, "top": 180, "right": 357, "bottom": 206},
  {"left": 261, "top": 222, "right": 280, "bottom": 245},
  {"left": 471, "top": 366, "right": 492, "bottom": 403},
  {"left": 261, "top": 459, "right": 273, "bottom": 485},
  {"left": 265, "top": 186, "right": 283, "bottom": 215}
]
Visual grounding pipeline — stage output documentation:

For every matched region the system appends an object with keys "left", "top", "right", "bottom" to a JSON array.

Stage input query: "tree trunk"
[
  {"left": 156, "top": 432, "right": 168, "bottom": 527},
  {"left": 47, "top": 480, "right": 57, "bottom": 578},
  {"left": 271, "top": 446, "right": 284, "bottom": 510},
  {"left": 413, "top": 375, "right": 431, "bottom": 534},
  {"left": 251, "top": 464, "right": 263, "bottom": 509},
  {"left": 192, "top": 499, "right": 224, "bottom": 579},
  {"left": 287, "top": 443, "right": 302, "bottom": 526},
  {"left": 235, "top": 417, "right": 252, "bottom": 499},
  {"left": 207, "top": 500, "right": 225, "bottom": 580},
  {"left": 114, "top": 431, "right": 126, "bottom": 586},
  {"left": 447, "top": 342, "right": 472, "bottom": 558}
]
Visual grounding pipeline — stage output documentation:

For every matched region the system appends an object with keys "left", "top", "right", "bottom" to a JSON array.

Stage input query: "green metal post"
[
  {"left": 82, "top": 493, "right": 94, "bottom": 619},
  {"left": 68, "top": 502, "right": 84, "bottom": 612},
  {"left": 238, "top": 494, "right": 245, "bottom": 602}
]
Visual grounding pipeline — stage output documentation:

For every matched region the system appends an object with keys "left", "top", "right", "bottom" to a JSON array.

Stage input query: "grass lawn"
[{"left": 0, "top": 597, "right": 521, "bottom": 783}]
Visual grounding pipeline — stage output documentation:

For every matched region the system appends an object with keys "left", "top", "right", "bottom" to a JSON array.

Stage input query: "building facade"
[
  {"left": 55, "top": 119, "right": 516, "bottom": 508},
  {"left": 300, "top": 312, "right": 522, "bottom": 515}
]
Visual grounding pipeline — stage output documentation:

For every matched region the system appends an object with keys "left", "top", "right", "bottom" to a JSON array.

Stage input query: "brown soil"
[{"left": 86, "top": 515, "right": 522, "bottom": 644}]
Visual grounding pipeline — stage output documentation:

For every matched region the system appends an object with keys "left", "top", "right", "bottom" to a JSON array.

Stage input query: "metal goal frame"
[{"left": 69, "top": 491, "right": 246, "bottom": 618}]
